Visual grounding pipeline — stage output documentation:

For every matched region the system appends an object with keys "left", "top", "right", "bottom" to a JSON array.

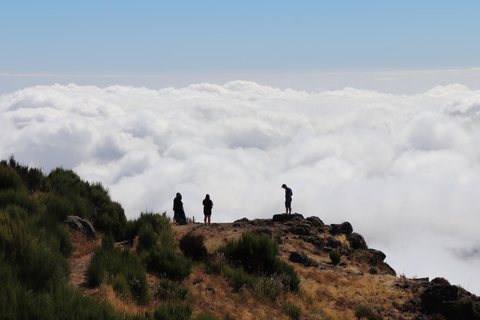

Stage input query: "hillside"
[
  {"left": 2, "top": 157, "right": 480, "bottom": 320},
  {"left": 68, "top": 214, "right": 480, "bottom": 320}
]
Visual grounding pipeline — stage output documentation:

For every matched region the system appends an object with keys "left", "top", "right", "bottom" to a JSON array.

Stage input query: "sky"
[{"left": 2, "top": 1, "right": 480, "bottom": 295}]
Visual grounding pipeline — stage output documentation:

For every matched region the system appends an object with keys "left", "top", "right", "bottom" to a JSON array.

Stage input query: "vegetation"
[
  {"left": 4, "top": 156, "right": 480, "bottom": 320},
  {"left": 179, "top": 231, "right": 208, "bottom": 261},
  {"left": 0, "top": 157, "right": 141, "bottom": 319},
  {"left": 282, "top": 301, "right": 302, "bottom": 319},
  {"left": 217, "top": 232, "right": 300, "bottom": 293},
  {"left": 87, "top": 233, "right": 149, "bottom": 302},
  {"left": 355, "top": 304, "right": 383, "bottom": 320},
  {"left": 329, "top": 250, "right": 341, "bottom": 265}
]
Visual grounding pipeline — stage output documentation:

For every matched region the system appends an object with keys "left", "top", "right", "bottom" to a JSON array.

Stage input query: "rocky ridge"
[{"left": 179, "top": 213, "right": 480, "bottom": 320}]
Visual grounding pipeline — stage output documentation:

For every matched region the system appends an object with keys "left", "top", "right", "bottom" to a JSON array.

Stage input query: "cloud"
[{"left": 2, "top": 81, "right": 480, "bottom": 294}]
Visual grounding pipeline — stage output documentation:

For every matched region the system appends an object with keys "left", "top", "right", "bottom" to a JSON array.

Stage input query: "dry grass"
[
  {"left": 67, "top": 221, "right": 421, "bottom": 320},
  {"left": 67, "top": 226, "right": 100, "bottom": 258}
]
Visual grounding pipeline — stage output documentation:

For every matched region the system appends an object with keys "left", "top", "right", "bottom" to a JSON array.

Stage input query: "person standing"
[
  {"left": 282, "top": 184, "right": 293, "bottom": 214},
  {"left": 202, "top": 194, "right": 213, "bottom": 226},
  {"left": 173, "top": 193, "right": 187, "bottom": 225}
]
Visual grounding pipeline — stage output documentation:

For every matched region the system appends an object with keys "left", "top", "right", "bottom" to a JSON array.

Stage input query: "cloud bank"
[{"left": 2, "top": 81, "right": 480, "bottom": 294}]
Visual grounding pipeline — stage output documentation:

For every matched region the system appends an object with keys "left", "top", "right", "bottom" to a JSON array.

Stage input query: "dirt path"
[{"left": 69, "top": 252, "right": 93, "bottom": 287}]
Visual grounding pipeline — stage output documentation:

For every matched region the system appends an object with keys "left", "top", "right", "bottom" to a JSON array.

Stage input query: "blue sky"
[{"left": 2, "top": 1, "right": 480, "bottom": 75}]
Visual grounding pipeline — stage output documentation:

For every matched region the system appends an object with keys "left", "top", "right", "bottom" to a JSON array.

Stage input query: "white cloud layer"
[{"left": 2, "top": 82, "right": 480, "bottom": 294}]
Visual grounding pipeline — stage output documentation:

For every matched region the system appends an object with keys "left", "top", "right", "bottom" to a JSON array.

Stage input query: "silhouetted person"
[
  {"left": 202, "top": 194, "right": 213, "bottom": 226},
  {"left": 173, "top": 192, "right": 187, "bottom": 225},
  {"left": 282, "top": 184, "right": 293, "bottom": 214}
]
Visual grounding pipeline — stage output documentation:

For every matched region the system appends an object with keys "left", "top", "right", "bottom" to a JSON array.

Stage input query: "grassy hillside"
[{"left": 1, "top": 157, "right": 479, "bottom": 320}]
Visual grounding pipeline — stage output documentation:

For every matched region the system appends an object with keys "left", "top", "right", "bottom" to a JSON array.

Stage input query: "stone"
[
  {"left": 288, "top": 225, "right": 311, "bottom": 236},
  {"left": 306, "top": 216, "right": 324, "bottom": 228},
  {"left": 368, "top": 248, "right": 386, "bottom": 262},
  {"left": 348, "top": 233, "right": 367, "bottom": 250},
  {"left": 329, "top": 222, "right": 353, "bottom": 235},
  {"left": 289, "top": 251, "right": 306, "bottom": 264},
  {"left": 326, "top": 237, "right": 341, "bottom": 249},
  {"left": 64, "top": 215, "right": 96, "bottom": 240},
  {"left": 272, "top": 213, "right": 305, "bottom": 223}
]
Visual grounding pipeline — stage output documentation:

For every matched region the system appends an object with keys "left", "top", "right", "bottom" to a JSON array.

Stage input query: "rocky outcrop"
[
  {"left": 420, "top": 278, "right": 480, "bottom": 320},
  {"left": 64, "top": 215, "right": 96, "bottom": 240},
  {"left": 329, "top": 222, "right": 353, "bottom": 235}
]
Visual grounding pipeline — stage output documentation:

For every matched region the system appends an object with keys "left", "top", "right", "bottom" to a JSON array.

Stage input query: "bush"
[
  {"left": 218, "top": 232, "right": 300, "bottom": 291},
  {"left": 179, "top": 231, "right": 207, "bottom": 261},
  {"left": 282, "top": 302, "right": 302, "bottom": 319},
  {"left": 0, "top": 189, "right": 40, "bottom": 214},
  {"left": 141, "top": 245, "right": 192, "bottom": 281},
  {"left": 157, "top": 278, "right": 189, "bottom": 302},
  {"left": 329, "top": 250, "right": 341, "bottom": 265},
  {"left": 0, "top": 209, "right": 69, "bottom": 291},
  {"left": 137, "top": 223, "right": 158, "bottom": 253},
  {"left": 0, "top": 165, "right": 25, "bottom": 191},
  {"left": 47, "top": 169, "right": 127, "bottom": 240},
  {"left": 355, "top": 304, "right": 383, "bottom": 320},
  {"left": 87, "top": 237, "right": 149, "bottom": 302},
  {"left": 126, "top": 212, "right": 172, "bottom": 246}
]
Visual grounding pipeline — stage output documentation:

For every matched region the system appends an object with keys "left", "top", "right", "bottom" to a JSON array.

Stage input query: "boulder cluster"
[{"left": 233, "top": 213, "right": 395, "bottom": 275}]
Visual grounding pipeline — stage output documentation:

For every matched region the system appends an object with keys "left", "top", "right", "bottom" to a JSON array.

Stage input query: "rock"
[
  {"left": 421, "top": 281, "right": 459, "bottom": 317},
  {"left": 368, "top": 248, "right": 386, "bottom": 262},
  {"left": 381, "top": 262, "right": 397, "bottom": 276},
  {"left": 288, "top": 224, "right": 312, "bottom": 236},
  {"left": 64, "top": 215, "right": 96, "bottom": 240},
  {"left": 289, "top": 251, "right": 306, "bottom": 264},
  {"left": 272, "top": 213, "right": 304, "bottom": 223},
  {"left": 348, "top": 233, "right": 367, "bottom": 250},
  {"left": 299, "top": 235, "right": 324, "bottom": 248},
  {"left": 306, "top": 216, "right": 324, "bottom": 228},
  {"left": 329, "top": 222, "right": 353, "bottom": 235},
  {"left": 326, "top": 237, "right": 341, "bottom": 249},
  {"left": 233, "top": 217, "right": 250, "bottom": 227}
]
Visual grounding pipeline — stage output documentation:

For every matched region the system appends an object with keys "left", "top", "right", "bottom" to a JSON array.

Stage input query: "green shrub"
[
  {"left": 0, "top": 165, "right": 25, "bottom": 191},
  {"left": 218, "top": 232, "right": 300, "bottom": 292},
  {"left": 0, "top": 189, "right": 40, "bottom": 214},
  {"left": 157, "top": 278, "right": 189, "bottom": 301},
  {"left": 0, "top": 210, "right": 69, "bottom": 291},
  {"left": 137, "top": 223, "right": 158, "bottom": 253},
  {"left": 112, "top": 274, "right": 130, "bottom": 296},
  {"left": 43, "top": 194, "right": 74, "bottom": 221},
  {"left": 127, "top": 212, "right": 172, "bottom": 246},
  {"left": 87, "top": 239, "right": 149, "bottom": 302},
  {"left": 154, "top": 303, "right": 192, "bottom": 320},
  {"left": 141, "top": 245, "right": 192, "bottom": 281},
  {"left": 1, "top": 156, "right": 49, "bottom": 192},
  {"left": 355, "top": 304, "right": 383, "bottom": 320},
  {"left": 282, "top": 302, "right": 302, "bottom": 319},
  {"left": 329, "top": 250, "right": 341, "bottom": 265},
  {"left": 47, "top": 169, "right": 127, "bottom": 240},
  {"left": 179, "top": 231, "right": 207, "bottom": 261}
]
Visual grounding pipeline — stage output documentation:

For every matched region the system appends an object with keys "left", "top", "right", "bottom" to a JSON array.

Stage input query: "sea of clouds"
[{"left": 1, "top": 81, "right": 480, "bottom": 294}]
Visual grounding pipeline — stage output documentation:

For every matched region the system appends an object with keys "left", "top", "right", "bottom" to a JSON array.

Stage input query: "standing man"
[
  {"left": 282, "top": 184, "right": 293, "bottom": 214},
  {"left": 202, "top": 194, "right": 213, "bottom": 226}
]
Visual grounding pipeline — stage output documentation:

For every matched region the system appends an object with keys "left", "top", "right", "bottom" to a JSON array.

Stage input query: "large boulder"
[
  {"left": 272, "top": 213, "right": 304, "bottom": 223},
  {"left": 306, "top": 216, "right": 324, "bottom": 228},
  {"left": 348, "top": 233, "right": 367, "bottom": 250},
  {"left": 289, "top": 251, "right": 306, "bottom": 264},
  {"left": 64, "top": 215, "right": 96, "bottom": 240},
  {"left": 329, "top": 222, "right": 353, "bottom": 235}
]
